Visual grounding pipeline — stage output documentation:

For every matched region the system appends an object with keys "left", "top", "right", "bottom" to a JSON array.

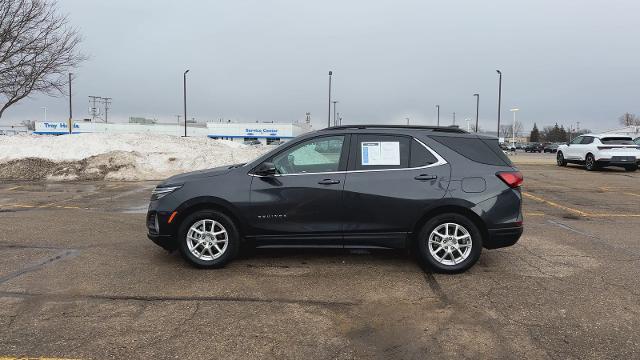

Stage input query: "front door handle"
[
  {"left": 318, "top": 179, "right": 341, "bottom": 185},
  {"left": 414, "top": 174, "right": 437, "bottom": 181}
]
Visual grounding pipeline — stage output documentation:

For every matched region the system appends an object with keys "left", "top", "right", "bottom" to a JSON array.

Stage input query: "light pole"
[
  {"left": 327, "top": 71, "right": 333, "bottom": 128},
  {"left": 496, "top": 70, "right": 502, "bottom": 138},
  {"left": 473, "top": 93, "right": 479, "bottom": 133},
  {"left": 68, "top": 73, "right": 72, "bottom": 134},
  {"left": 406, "top": 117, "right": 410, "bottom": 125},
  {"left": 183, "top": 69, "right": 189, "bottom": 137},
  {"left": 466, "top": 118, "right": 471, "bottom": 132},
  {"left": 510, "top": 108, "right": 519, "bottom": 147},
  {"left": 332, "top": 100, "right": 338, "bottom": 126},
  {"left": 436, "top": 105, "right": 440, "bottom": 126},
  {"left": 453, "top": 112, "right": 456, "bottom": 125},
  {"left": 41, "top": 107, "right": 47, "bottom": 122}
]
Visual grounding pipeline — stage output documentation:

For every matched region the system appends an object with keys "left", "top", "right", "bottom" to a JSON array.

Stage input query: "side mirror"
[{"left": 254, "top": 162, "right": 277, "bottom": 176}]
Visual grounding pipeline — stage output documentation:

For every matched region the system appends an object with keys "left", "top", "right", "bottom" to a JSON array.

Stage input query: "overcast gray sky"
[{"left": 2, "top": 0, "right": 639, "bottom": 132}]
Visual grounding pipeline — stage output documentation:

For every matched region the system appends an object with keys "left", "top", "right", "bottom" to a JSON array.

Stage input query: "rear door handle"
[
  {"left": 318, "top": 179, "right": 341, "bottom": 185},
  {"left": 414, "top": 174, "right": 437, "bottom": 181}
]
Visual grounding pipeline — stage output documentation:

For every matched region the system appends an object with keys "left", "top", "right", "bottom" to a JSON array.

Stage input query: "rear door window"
[
  {"left": 410, "top": 139, "right": 439, "bottom": 167},
  {"left": 352, "top": 134, "right": 410, "bottom": 170},
  {"left": 580, "top": 136, "right": 594, "bottom": 144}
]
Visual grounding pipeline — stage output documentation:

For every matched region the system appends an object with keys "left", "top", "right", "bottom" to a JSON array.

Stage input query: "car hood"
[{"left": 159, "top": 165, "right": 236, "bottom": 186}]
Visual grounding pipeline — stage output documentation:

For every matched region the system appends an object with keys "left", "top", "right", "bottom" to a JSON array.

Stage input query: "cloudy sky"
[{"left": 2, "top": 0, "right": 639, "bottom": 132}]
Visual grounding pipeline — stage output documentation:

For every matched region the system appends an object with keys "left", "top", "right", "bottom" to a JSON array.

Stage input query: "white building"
[
  {"left": 33, "top": 121, "right": 312, "bottom": 144},
  {"left": 207, "top": 122, "right": 311, "bottom": 144}
]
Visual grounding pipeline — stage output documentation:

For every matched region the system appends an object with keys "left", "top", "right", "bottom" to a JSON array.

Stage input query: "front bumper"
[
  {"left": 485, "top": 225, "right": 523, "bottom": 249},
  {"left": 146, "top": 210, "right": 178, "bottom": 251}
]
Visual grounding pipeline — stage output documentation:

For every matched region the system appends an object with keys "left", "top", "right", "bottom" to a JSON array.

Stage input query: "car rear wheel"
[
  {"left": 585, "top": 153, "right": 597, "bottom": 171},
  {"left": 178, "top": 210, "right": 239, "bottom": 268},
  {"left": 625, "top": 164, "right": 638, "bottom": 172},
  {"left": 557, "top": 151, "right": 567, "bottom": 166},
  {"left": 417, "top": 213, "right": 482, "bottom": 273}
]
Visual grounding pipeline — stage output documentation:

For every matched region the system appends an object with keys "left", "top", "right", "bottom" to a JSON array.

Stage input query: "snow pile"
[{"left": 0, "top": 133, "right": 271, "bottom": 181}]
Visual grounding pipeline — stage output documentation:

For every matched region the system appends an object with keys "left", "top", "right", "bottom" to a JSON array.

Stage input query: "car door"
[
  {"left": 248, "top": 134, "right": 349, "bottom": 246},
  {"left": 342, "top": 134, "right": 451, "bottom": 248},
  {"left": 565, "top": 136, "right": 584, "bottom": 160}
]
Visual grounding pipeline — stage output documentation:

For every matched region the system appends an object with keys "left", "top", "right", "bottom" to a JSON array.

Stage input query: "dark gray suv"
[{"left": 147, "top": 125, "right": 523, "bottom": 273}]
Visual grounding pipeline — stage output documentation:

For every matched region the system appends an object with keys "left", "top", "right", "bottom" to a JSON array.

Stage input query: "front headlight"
[{"left": 151, "top": 185, "right": 182, "bottom": 201}]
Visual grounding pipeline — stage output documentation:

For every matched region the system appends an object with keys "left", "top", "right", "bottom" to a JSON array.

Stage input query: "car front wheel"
[
  {"left": 557, "top": 151, "right": 567, "bottom": 166},
  {"left": 417, "top": 213, "right": 482, "bottom": 273},
  {"left": 178, "top": 210, "right": 240, "bottom": 268},
  {"left": 585, "top": 153, "right": 597, "bottom": 171},
  {"left": 625, "top": 164, "right": 638, "bottom": 172}
]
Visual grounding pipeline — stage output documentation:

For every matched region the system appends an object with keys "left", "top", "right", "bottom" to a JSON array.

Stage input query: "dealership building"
[{"left": 33, "top": 120, "right": 312, "bottom": 144}]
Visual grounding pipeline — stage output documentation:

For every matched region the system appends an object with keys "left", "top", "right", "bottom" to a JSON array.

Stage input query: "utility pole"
[
  {"left": 68, "top": 73, "right": 73, "bottom": 134},
  {"left": 473, "top": 93, "right": 479, "bottom": 133},
  {"left": 453, "top": 112, "right": 456, "bottom": 125},
  {"left": 406, "top": 117, "right": 410, "bottom": 125},
  {"left": 332, "top": 101, "right": 338, "bottom": 126},
  {"left": 327, "top": 71, "right": 333, "bottom": 128},
  {"left": 183, "top": 69, "right": 190, "bottom": 137},
  {"left": 102, "top": 97, "right": 111, "bottom": 123},
  {"left": 436, "top": 105, "right": 440, "bottom": 126},
  {"left": 88, "top": 96, "right": 100, "bottom": 122},
  {"left": 175, "top": 115, "right": 182, "bottom": 124},
  {"left": 496, "top": 70, "right": 502, "bottom": 138}
]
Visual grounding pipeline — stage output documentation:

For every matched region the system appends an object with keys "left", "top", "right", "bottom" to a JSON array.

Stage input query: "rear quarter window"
[{"left": 431, "top": 135, "right": 513, "bottom": 167}]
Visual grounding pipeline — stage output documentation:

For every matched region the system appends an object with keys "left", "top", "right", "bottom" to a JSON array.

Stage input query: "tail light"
[{"left": 497, "top": 171, "right": 523, "bottom": 188}]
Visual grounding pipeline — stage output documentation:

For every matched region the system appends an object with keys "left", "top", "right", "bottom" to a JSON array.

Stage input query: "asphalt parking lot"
[{"left": 1, "top": 156, "right": 639, "bottom": 359}]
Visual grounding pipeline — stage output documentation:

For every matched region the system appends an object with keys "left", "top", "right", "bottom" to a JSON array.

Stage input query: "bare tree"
[
  {"left": 499, "top": 121, "right": 523, "bottom": 139},
  {"left": 619, "top": 113, "right": 639, "bottom": 126},
  {"left": 0, "top": 0, "right": 86, "bottom": 119},
  {"left": 20, "top": 119, "right": 34, "bottom": 130}
]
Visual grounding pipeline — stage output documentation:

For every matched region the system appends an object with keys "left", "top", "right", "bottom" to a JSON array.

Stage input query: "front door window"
[{"left": 272, "top": 136, "right": 345, "bottom": 174}]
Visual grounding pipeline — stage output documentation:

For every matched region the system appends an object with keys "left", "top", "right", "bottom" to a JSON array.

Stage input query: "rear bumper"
[
  {"left": 485, "top": 226, "right": 523, "bottom": 249},
  {"left": 596, "top": 157, "right": 639, "bottom": 166}
]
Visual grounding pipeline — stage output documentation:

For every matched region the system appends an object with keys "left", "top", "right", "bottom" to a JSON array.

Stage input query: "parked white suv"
[{"left": 557, "top": 134, "right": 640, "bottom": 171}]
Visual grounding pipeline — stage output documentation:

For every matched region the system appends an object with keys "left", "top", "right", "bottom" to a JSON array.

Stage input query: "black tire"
[
  {"left": 557, "top": 151, "right": 567, "bottom": 166},
  {"left": 417, "top": 213, "right": 482, "bottom": 274},
  {"left": 178, "top": 210, "right": 240, "bottom": 268},
  {"left": 625, "top": 164, "right": 638, "bottom": 172},
  {"left": 585, "top": 153, "right": 597, "bottom": 171}
]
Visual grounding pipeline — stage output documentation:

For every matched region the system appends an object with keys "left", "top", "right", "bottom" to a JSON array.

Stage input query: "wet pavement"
[{"left": 0, "top": 161, "right": 639, "bottom": 359}]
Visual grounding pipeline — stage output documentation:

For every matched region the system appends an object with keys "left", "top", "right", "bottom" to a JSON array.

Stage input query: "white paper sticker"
[{"left": 361, "top": 141, "right": 400, "bottom": 166}]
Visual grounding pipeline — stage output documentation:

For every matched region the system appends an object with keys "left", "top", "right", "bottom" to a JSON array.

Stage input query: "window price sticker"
[{"left": 361, "top": 141, "right": 400, "bottom": 166}]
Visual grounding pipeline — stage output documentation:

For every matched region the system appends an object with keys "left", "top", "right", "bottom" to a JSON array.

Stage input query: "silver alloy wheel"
[
  {"left": 427, "top": 222, "right": 472, "bottom": 266},
  {"left": 186, "top": 219, "right": 229, "bottom": 261},
  {"left": 586, "top": 155, "right": 594, "bottom": 169}
]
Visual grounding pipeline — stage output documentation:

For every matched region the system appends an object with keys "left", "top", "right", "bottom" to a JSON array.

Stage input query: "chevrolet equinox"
[{"left": 147, "top": 125, "right": 523, "bottom": 273}]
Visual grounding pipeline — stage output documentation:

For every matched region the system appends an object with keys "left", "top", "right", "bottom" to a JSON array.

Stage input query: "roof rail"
[{"left": 324, "top": 124, "right": 467, "bottom": 133}]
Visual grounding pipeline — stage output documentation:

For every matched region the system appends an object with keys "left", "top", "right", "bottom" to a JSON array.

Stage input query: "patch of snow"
[{"left": 0, "top": 133, "right": 272, "bottom": 181}]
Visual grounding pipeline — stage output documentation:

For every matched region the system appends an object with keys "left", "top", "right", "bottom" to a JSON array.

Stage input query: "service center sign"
[{"left": 243, "top": 128, "right": 279, "bottom": 137}]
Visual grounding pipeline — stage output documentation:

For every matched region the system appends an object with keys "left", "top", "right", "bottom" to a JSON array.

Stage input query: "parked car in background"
[
  {"left": 543, "top": 143, "right": 559, "bottom": 153},
  {"left": 524, "top": 143, "right": 544, "bottom": 153},
  {"left": 147, "top": 125, "right": 523, "bottom": 274},
  {"left": 557, "top": 134, "right": 640, "bottom": 171},
  {"left": 634, "top": 137, "right": 639, "bottom": 145},
  {"left": 245, "top": 140, "right": 262, "bottom": 145}
]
